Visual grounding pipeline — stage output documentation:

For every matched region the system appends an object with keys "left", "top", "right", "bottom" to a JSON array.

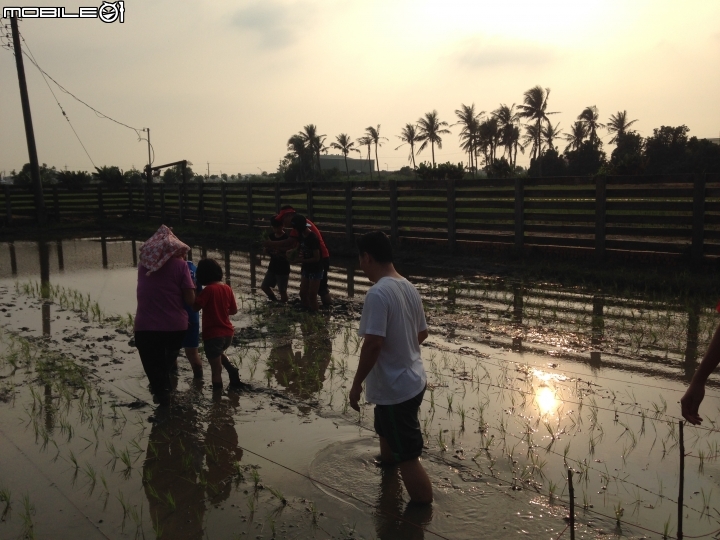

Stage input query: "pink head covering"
[{"left": 139, "top": 225, "right": 190, "bottom": 275}]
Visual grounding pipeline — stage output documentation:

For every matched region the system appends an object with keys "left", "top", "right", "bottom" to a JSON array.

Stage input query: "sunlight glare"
[{"left": 536, "top": 386, "right": 558, "bottom": 416}]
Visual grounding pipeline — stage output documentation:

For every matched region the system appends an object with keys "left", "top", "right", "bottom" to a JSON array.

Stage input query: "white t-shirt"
[{"left": 358, "top": 276, "right": 428, "bottom": 405}]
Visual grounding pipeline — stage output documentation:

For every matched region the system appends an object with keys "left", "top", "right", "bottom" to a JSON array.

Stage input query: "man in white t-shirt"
[{"left": 350, "top": 231, "right": 432, "bottom": 504}]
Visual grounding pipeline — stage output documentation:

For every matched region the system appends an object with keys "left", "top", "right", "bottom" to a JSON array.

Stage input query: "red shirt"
[
  {"left": 194, "top": 283, "right": 237, "bottom": 340},
  {"left": 289, "top": 219, "right": 329, "bottom": 259}
]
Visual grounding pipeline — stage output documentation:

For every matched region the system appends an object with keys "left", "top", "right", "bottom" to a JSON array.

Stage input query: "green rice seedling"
[
  {"left": 698, "top": 449, "right": 706, "bottom": 474},
  {"left": 251, "top": 468, "right": 261, "bottom": 491},
  {"left": 700, "top": 488, "right": 713, "bottom": 518},
  {"left": 614, "top": 500, "right": 624, "bottom": 524},
  {"left": 0, "top": 486, "right": 11, "bottom": 521},
  {"left": 309, "top": 501, "right": 319, "bottom": 526},
  {"left": 582, "top": 491, "right": 590, "bottom": 510},
  {"left": 20, "top": 493, "right": 35, "bottom": 539},
  {"left": 164, "top": 492, "right": 176, "bottom": 512},
  {"left": 663, "top": 516, "right": 671, "bottom": 539},
  {"left": 67, "top": 449, "right": 79, "bottom": 471},
  {"left": 146, "top": 484, "right": 161, "bottom": 502},
  {"left": 206, "top": 444, "right": 218, "bottom": 464},
  {"left": 458, "top": 405, "right": 466, "bottom": 432},
  {"left": 563, "top": 442, "right": 571, "bottom": 465},
  {"left": 83, "top": 462, "right": 97, "bottom": 494},
  {"left": 119, "top": 448, "right": 133, "bottom": 475},
  {"left": 547, "top": 480, "right": 557, "bottom": 503},
  {"left": 446, "top": 394, "right": 453, "bottom": 414},
  {"left": 437, "top": 429, "right": 447, "bottom": 452},
  {"left": 246, "top": 495, "right": 256, "bottom": 519},
  {"left": 152, "top": 511, "right": 163, "bottom": 539},
  {"left": 268, "top": 486, "right": 287, "bottom": 505},
  {"left": 143, "top": 468, "right": 153, "bottom": 484}
]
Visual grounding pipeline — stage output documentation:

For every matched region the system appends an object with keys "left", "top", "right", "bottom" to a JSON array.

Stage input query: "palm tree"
[
  {"left": 522, "top": 123, "right": 544, "bottom": 158},
  {"left": 505, "top": 124, "right": 523, "bottom": 168},
  {"left": 454, "top": 104, "right": 484, "bottom": 174},
  {"left": 563, "top": 121, "right": 587, "bottom": 152},
  {"left": 330, "top": 134, "right": 360, "bottom": 179},
  {"left": 416, "top": 110, "right": 451, "bottom": 168},
  {"left": 607, "top": 110, "right": 638, "bottom": 144},
  {"left": 298, "top": 124, "right": 326, "bottom": 177},
  {"left": 365, "top": 125, "right": 388, "bottom": 178},
  {"left": 542, "top": 122, "right": 563, "bottom": 153},
  {"left": 478, "top": 118, "right": 501, "bottom": 165},
  {"left": 577, "top": 106, "right": 604, "bottom": 147},
  {"left": 395, "top": 123, "right": 420, "bottom": 169},
  {"left": 493, "top": 103, "right": 519, "bottom": 163},
  {"left": 356, "top": 135, "right": 374, "bottom": 179},
  {"left": 517, "top": 86, "right": 558, "bottom": 167}
]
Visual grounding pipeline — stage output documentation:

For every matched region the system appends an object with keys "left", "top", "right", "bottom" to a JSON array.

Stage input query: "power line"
[{"left": 18, "top": 33, "right": 96, "bottom": 169}]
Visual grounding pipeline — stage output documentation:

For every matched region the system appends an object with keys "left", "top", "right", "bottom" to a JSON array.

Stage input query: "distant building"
[{"left": 320, "top": 154, "right": 374, "bottom": 174}]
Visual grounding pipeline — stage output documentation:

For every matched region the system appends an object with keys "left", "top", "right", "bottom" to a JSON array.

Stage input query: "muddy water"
[{"left": 1, "top": 237, "right": 720, "bottom": 539}]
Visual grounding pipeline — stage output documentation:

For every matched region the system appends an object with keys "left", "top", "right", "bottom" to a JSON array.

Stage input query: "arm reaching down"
[
  {"left": 350, "top": 334, "right": 384, "bottom": 411},
  {"left": 682, "top": 323, "right": 720, "bottom": 425}
]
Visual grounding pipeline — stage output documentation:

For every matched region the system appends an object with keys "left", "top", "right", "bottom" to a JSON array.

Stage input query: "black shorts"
[
  {"left": 373, "top": 386, "right": 425, "bottom": 463},
  {"left": 318, "top": 258, "right": 330, "bottom": 297},
  {"left": 203, "top": 335, "right": 232, "bottom": 360}
]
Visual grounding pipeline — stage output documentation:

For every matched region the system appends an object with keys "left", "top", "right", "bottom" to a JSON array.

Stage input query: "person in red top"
[
  {"left": 193, "top": 258, "right": 247, "bottom": 391},
  {"left": 264, "top": 205, "right": 332, "bottom": 307}
]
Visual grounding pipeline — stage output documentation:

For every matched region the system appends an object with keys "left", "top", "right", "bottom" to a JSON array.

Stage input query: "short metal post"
[
  {"left": 678, "top": 420, "right": 685, "bottom": 540},
  {"left": 568, "top": 468, "right": 575, "bottom": 540}
]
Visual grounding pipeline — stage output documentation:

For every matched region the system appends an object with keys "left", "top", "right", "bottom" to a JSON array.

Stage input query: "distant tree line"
[{"left": 281, "top": 85, "right": 720, "bottom": 181}]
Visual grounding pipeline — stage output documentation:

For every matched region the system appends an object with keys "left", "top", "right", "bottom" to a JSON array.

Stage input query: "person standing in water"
[{"left": 349, "top": 231, "right": 432, "bottom": 504}]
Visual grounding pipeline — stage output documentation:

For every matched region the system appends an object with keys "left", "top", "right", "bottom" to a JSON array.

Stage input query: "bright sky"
[{"left": 1, "top": 0, "right": 718, "bottom": 176}]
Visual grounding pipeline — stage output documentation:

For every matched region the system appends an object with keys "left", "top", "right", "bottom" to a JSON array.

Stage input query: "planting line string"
[
  {"left": 554, "top": 522, "right": 569, "bottom": 539},
  {"left": 0, "top": 426, "right": 114, "bottom": 540}
]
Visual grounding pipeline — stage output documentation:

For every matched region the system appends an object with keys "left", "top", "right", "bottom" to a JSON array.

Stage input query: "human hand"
[
  {"left": 681, "top": 382, "right": 706, "bottom": 425},
  {"left": 349, "top": 383, "right": 362, "bottom": 411}
]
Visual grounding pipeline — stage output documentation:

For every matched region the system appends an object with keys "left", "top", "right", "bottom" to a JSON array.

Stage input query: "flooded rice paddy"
[{"left": 1, "top": 237, "right": 720, "bottom": 539}]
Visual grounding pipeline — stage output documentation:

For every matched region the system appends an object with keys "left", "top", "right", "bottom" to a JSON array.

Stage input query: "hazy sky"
[{"left": 1, "top": 0, "right": 719, "bottom": 176}]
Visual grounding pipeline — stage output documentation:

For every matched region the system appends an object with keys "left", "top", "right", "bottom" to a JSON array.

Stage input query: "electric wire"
[{"left": 19, "top": 34, "right": 96, "bottom": 169}]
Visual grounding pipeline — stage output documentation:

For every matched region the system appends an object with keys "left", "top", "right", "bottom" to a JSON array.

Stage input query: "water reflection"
[
  {"left": 535, "top": 386, "right": 558, "bottom": 417},
  {"left": 143, "top": 389, "right": 242, "bottom": 539},
  {"left": 269, "top": 319, "right": 333, "bottom": 397},
  {"left": 374, "top": 467, "right": 432, "bottom": 540}
]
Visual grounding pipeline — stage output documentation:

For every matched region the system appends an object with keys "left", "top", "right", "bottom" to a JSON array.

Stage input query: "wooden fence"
[{"left": 3, "top": 173, "right": 719, "bottom": 259}]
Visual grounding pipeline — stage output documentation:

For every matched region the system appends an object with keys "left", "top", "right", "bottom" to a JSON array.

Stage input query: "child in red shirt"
[{"left": 193, "top": 258, "right": 247, "bottom": 391}]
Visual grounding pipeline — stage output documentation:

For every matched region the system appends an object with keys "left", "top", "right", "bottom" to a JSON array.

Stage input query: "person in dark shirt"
[
  {"left": 291, "top": 214, "right": 322, "bottom": 312},
  {"left": 261, "top": 216, "right": 290, "bottom": 303},
  {"left": 263, "top": 205, "right": 332, "bottom": 307}
]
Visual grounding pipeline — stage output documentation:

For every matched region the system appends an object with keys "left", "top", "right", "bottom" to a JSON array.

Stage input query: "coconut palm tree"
[
  {"left": 577, "top": 106, "right": 604, "bottom": 147},
  {"left": 517, "top": 86, "right": 558, "bottom": 166},
  {"left": 522, "top": 123, "right": 544, "bottom": 158},
  {"left": 330, "top": 134, "right": 360, "bottom": 179},
  {"left": 505, "top": 124, "right": 523, "bottom": 168},
  {"left": 298, "top": 124, "right": 326, "bottom": 177},
  {"left": 365, "top": 125, "right": 388, "bottom": 178},
  {"left": 607, "top": 110, "right": 638, "bottom": 144},
  {"left": 454, "top": 104, "right": 484, "bottom": 174},
  {"left": 542, "top": 122, "right": 563, "bottom": 153},
  {"left": 356, "top": 135, "right": 374, "bottom": 180},
  {"left": 493, "top": 103, "right": 519, "bottom": 163},
  {"left": 478, "top": 118, "right": 501, "bottom": 165},
  {"left": 395, "top": 123, "right": 420, "bottom": 170},
  {"left": 563, "top": 122, "right": 587, "bottom": 153},
  {"left": 416, "top": 110, "right": 451, "bottom": 168}
]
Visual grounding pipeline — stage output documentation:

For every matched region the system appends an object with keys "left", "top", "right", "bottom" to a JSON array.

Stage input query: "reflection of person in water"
[
  {"left": 374, "top": 467, "right": 433, "bottom": 540},
  {"left": 268, "top": 318, "right": 332, "bottom": 397},
  {"left": 142, "top": 389, "right": 243, "bottom": 539}
]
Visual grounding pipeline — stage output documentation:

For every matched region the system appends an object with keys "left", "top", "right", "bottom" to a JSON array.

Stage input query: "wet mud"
[{"left": 1, "top": 237, "right": 719, "bottom": 539}]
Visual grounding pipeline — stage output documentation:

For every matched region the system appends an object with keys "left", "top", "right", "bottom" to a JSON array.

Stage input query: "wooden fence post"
[
  {"left": 345, "top": 182, "right": 353, "bottom": 244},
  {"left": 198, "top": 180, "right": 205, "bottom": 225},
  {"left": 4, "top": 186, "right": 11, "bottom": 225},
  {"left": 275, "top": 181, "right": 281, "bottom": 213},
  {"left": 595, "top": 175, "right": 607, "bottom": 260},
  {"left": 447, "top": 178, "right": 456, "bottom": 253},
  {"left": 97, "top": 184, "right": 105, "bottom": 222},
  {"left": 390, "top": 179, "right": 398, "bottom": 245},
  {"left": 143, "top": 184, "right": 149, "bottom": 218},
  {"left": 514, "top": 177, "right": 524, "bottom": 254},
  {"left": 221, "top": 182, "right": 228, "bottom": 230},
  {"left": 306, "top": 182, "right": 314, "bottom": 220},
  {"left": 246, "top": 183, "right": 254, "bottom": 230},
  {"left": 159, "top": 183, "right": 165, "bottom": 222},
  {"left": 177, "top": 184, "right": 184, "bottom": 223},
  {"left": 692, "top": 173, "right": 706, "bottom": 263},
  {"left": 53, "top": 186, "right": 60, "bottom": 221}
]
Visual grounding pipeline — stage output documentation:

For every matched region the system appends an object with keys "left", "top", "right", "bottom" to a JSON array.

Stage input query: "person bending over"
[
  {"left": 291, "top": 214, "right": 323, "bottom": 313},
  {"left": 261, "top": 216, "right": 290, "bottom": 303},
  {"left": 349, "top": 230, "right": 433, "bottom": 504},
  {"left": 682, "top": 322, "right": 720, "bottom": 424}
]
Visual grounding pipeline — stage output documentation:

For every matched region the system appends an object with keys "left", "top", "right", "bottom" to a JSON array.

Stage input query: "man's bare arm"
[
  {"left": 349, "top": 334, "right": 384, "bottom": 411},
  {"left": 682, "top": 323, "right": 720, "bottom": 424}
]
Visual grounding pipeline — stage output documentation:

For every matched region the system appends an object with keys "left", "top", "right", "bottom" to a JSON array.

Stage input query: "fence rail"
[{"left": 3, "top": 174, "right": 719, "bottom": 259}]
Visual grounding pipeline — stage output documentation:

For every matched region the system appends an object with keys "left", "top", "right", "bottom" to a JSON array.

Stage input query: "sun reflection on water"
[{"left": 536, "top": 386, "right": 558, "bottom": 416}]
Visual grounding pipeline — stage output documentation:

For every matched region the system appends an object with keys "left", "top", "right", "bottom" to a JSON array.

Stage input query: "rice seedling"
[
  {"left": 164, "top": 492, "right": 176, "bottom": 512},
  {"left": 0, "top": 486, "right": 11, "bottom": 521},
  {"left": 20, "top": 493, "right": 35, "bottom": 539},
  {"left": 152, "top": 511, "right": 164, "bottom": 539},
  {"left": 268, "top": 486, "right": 287, "bottom": 505},
  {"left": 614, "top": 500, "right": 624, "bottom": 524},
  {"left": 251, "top": 467, "right": 261, "bottom": 491},
  {"left": 663, "top": 516, "right": 671, "bottom": 539}
]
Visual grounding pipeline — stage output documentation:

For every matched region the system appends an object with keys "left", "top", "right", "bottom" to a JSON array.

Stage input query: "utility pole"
[{"left": 10, "top": 16, "right": 45, "bottom": 224}]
